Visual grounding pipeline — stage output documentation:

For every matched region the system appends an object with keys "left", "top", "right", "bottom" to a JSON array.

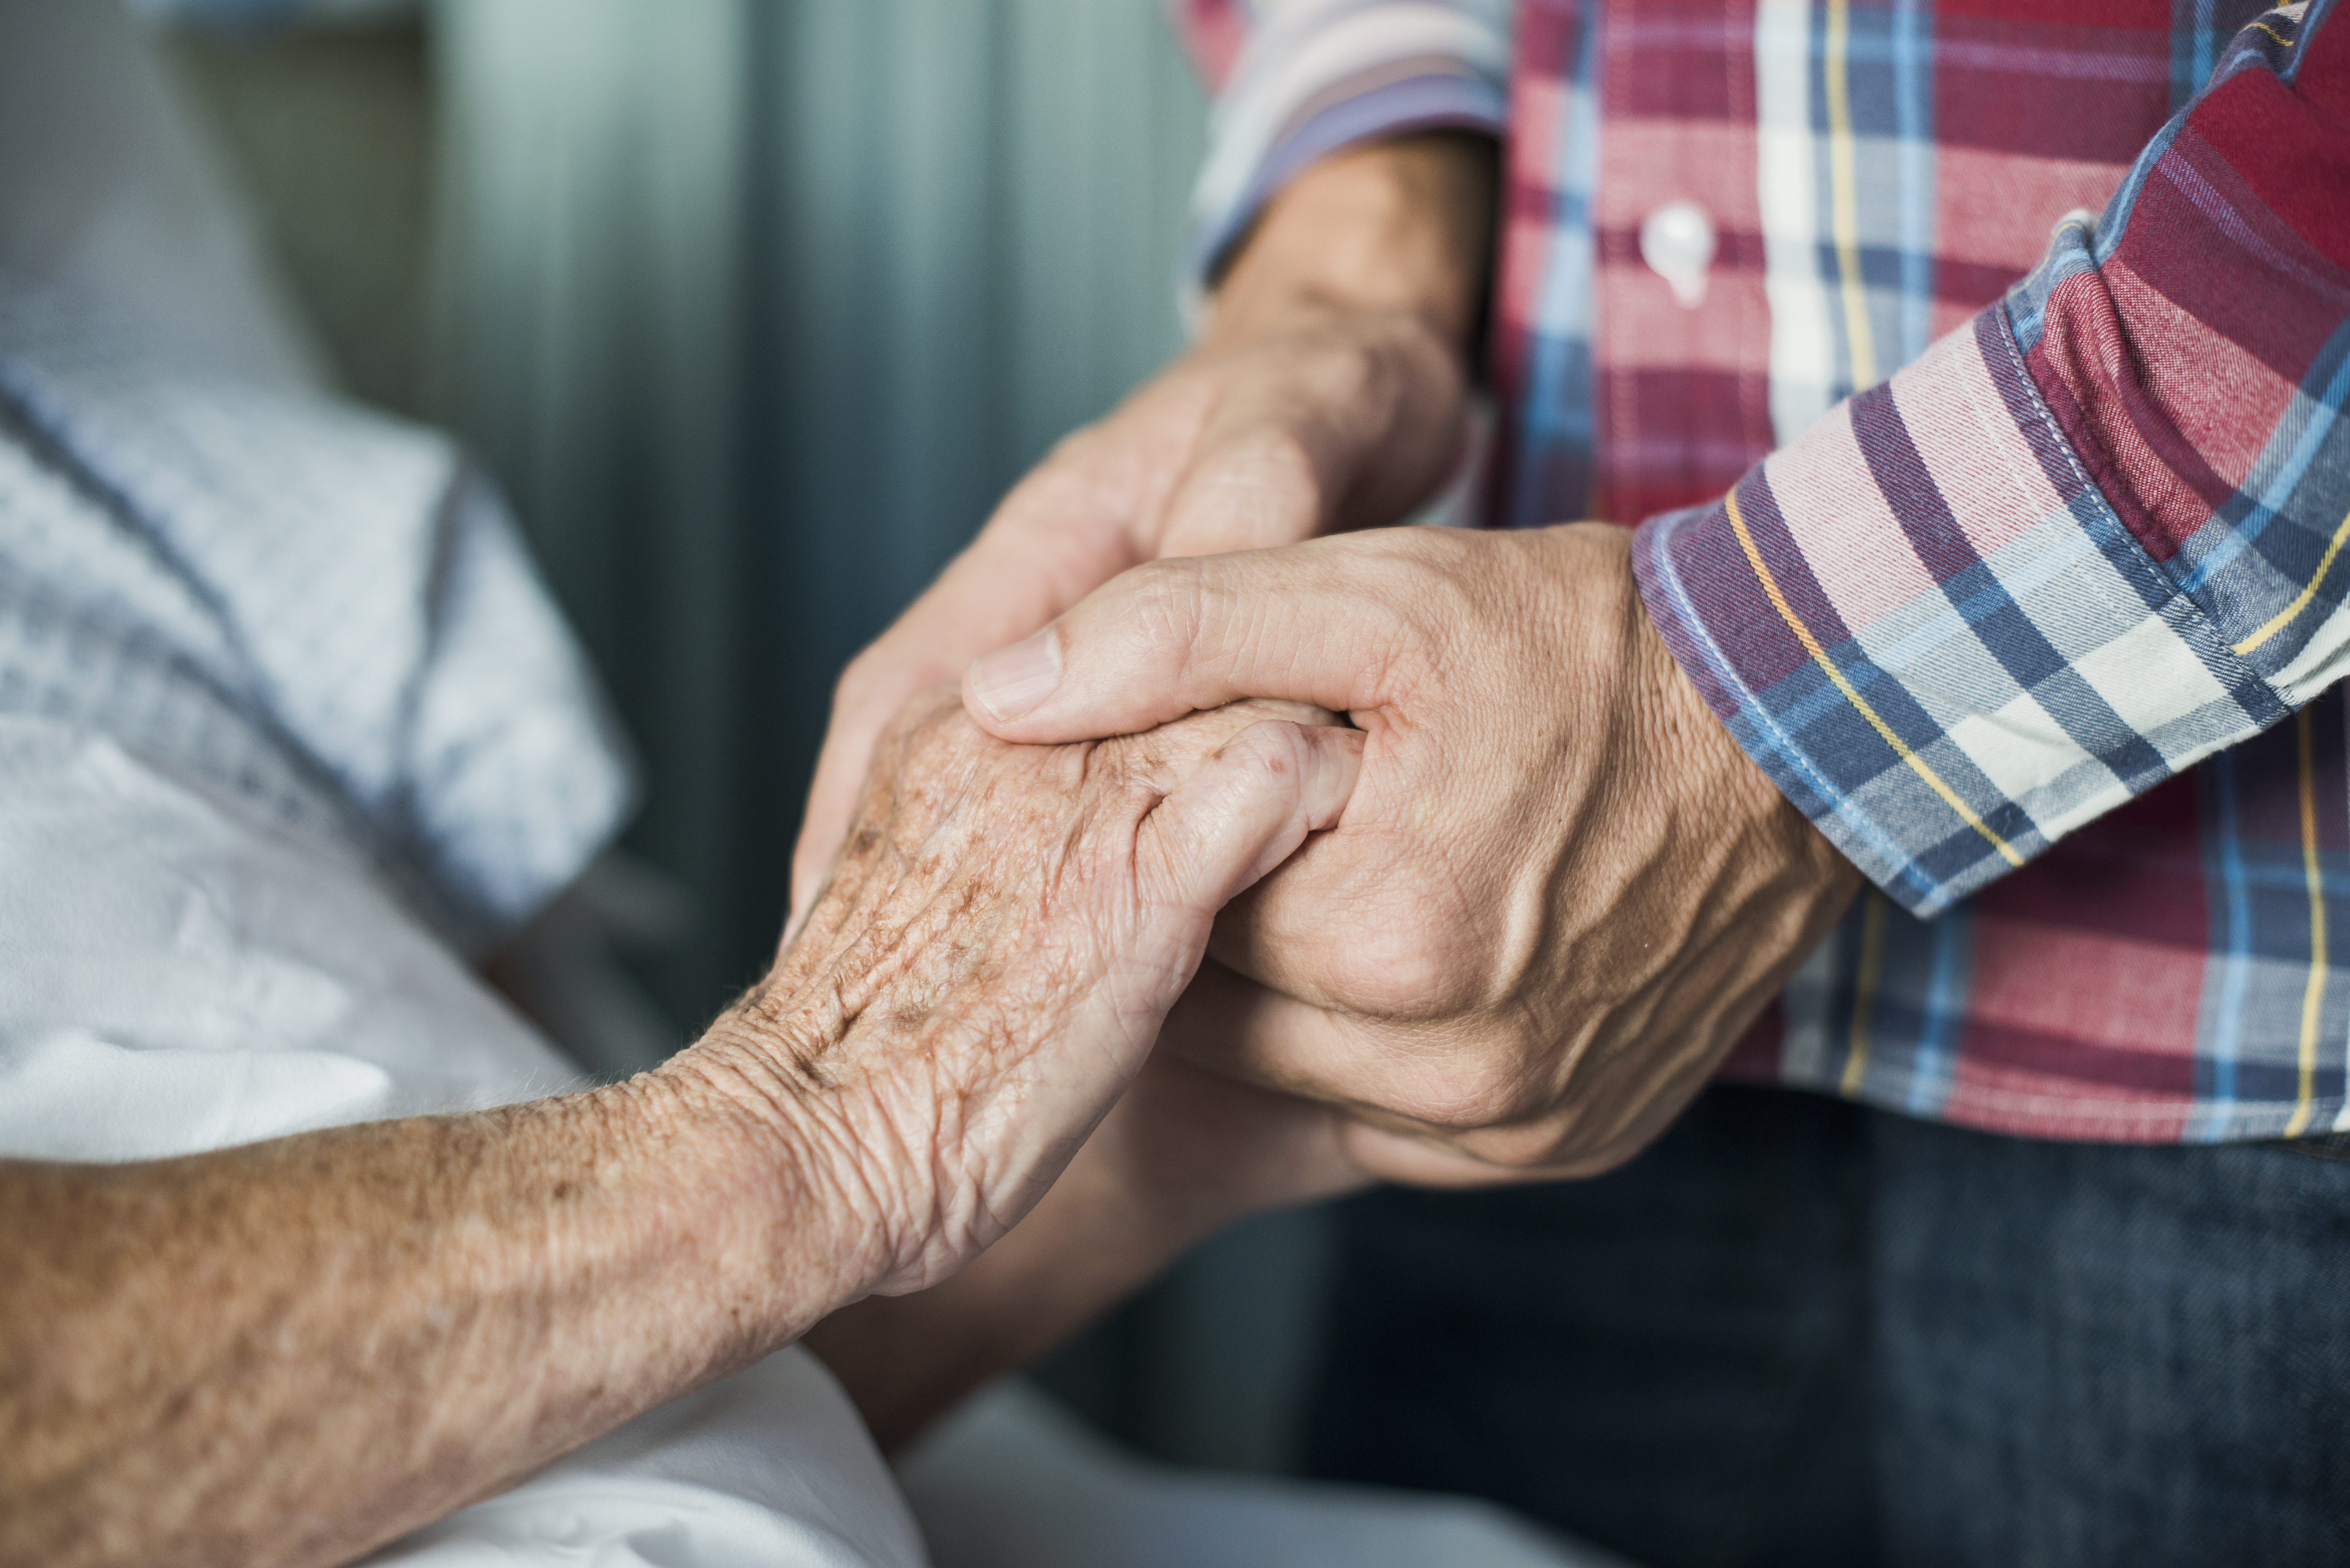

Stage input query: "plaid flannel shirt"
[{"left": 1175, "top": 0, "right": 2350, "bottom": 1142}]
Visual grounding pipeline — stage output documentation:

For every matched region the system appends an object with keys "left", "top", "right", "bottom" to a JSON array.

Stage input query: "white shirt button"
[{"left": 1640, "top": 200, "right": 1716, "bottom": 309}]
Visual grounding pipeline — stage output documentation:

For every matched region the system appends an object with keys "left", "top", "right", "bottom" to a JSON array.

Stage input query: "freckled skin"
[{"left": 0, "top": 693, "right": 1355, "bottom": 1568}]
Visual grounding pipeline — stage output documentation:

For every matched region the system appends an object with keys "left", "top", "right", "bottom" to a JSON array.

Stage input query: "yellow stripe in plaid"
[
  {"left": 2286, "top": 706, "right": 2326, "bottom": 1137},
  {"left": 2233, "top": 504, "right": 2350, "bottom": 658},
  {"left": 1825, "top": 0, "right": 1878, "bottom": 392},
  {"left": 1842, "top": 890, "right": 1888, "bottom": 1095},
  {"left": 1724, "top": 488, "right": 2028, "bottom": 871}
]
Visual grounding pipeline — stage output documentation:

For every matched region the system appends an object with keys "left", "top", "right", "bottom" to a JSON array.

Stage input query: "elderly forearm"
[
  {"left": 3, "top": 696, "right": 1358, "bottom": 1568},
  {"left": 0, "top": 1057, "right": 843, "bottom": 1568}
]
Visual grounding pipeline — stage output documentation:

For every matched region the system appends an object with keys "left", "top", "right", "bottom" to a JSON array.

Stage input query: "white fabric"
[
  {"left": 0, "top": 713, "right": 928, "bottom": 1567},
  {"left": 0, "top": 14, "right": 914, "bottom": 1555},
  {"left": 901, "top": 1381, "right": 1622, "bottom": 1568},
  {"left": 0, "top": 277, "right": 639, "bottom": 951},
  {"left": 374, "top": 1348, "right": 927, "bottom": 1568}
]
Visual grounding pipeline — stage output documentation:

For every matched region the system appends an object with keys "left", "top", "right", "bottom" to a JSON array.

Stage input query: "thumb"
[{"left": 962, "top": 539, "right": 1403, "bottom": 744}]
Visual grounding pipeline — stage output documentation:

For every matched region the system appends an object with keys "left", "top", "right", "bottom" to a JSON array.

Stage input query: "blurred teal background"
[
  {"left": 429, "top": 0, "right": 1209, "bottom": 1029},
  {"left": 164, "top": 0, "right": 1330, "bottom": 1479}
]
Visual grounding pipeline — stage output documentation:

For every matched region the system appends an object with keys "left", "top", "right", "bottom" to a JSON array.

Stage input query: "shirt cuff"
[
  {"left": 1632, "top": 306, "right": 2284, "bottom": 920},
  {"left": 1185, "top": 0, "right": 1509, "bottom": 309}
]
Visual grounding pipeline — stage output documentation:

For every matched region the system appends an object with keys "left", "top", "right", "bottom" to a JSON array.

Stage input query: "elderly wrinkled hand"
[
  {"left": 0, "top": 694, "right": 1357, "bottom": 1568},
  {"left": 706, "top": 690, "right": 1363, "bottom": 1294}
]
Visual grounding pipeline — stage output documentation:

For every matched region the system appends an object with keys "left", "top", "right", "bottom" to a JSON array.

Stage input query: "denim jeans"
[{"left": 1302, "top": 1086, "right": 2350, "bottom": 1568}]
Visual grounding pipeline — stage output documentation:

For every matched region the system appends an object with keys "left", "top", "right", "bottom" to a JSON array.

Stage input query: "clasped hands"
[
  {"left": 789, "top": 136, "right": 1861, "bottom": 1206},
  {"left": 797, "top": 526, "right": 1857, "bottom": 1202}
]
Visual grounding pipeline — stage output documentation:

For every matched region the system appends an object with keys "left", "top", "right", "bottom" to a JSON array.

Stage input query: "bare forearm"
[
  {"left": 0, "top": 1062, "right": 832, "bottom": 1568},
  {"left": 1209, "top": 131, "right": 1498, "bottom": 355},
  {"left": 3, "top": 698, "right": 1358, "bottom": 1563}
]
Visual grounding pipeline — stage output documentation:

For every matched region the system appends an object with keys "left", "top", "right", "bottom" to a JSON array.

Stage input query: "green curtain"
[{"left": 427, "top": 0, "right": 1205, "bottom": 1036}]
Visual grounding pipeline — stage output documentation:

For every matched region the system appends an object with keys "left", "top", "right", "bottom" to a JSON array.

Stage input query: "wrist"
[
  {"left": 1209, "top": 133, "right": 1497, "bottom": 359},
  {"left": 1611, "top": 528, "right": 1863, "bottom": 902},
  {"left": 651, "top": 1011, "right": 903, "bottom": 1337}
]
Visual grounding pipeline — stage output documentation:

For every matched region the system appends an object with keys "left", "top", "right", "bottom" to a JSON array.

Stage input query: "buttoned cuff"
[{"left": 1632, "top": 308, "right": 2282, "bottom": 919}]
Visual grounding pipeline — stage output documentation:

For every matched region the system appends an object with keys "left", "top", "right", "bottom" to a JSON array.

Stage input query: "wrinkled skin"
[
  {"left": 965, "top": 523, "right": 1865, "bottom": 1182},
  {"left": 787, "top": 135, "right": 1495, "bottom": 936},
  {"left": 707, "top": 691, "right": 1364, "bottom": 1297},
  {"left": 0, "top": 695, "right": 1356, "bottom": 1568}
]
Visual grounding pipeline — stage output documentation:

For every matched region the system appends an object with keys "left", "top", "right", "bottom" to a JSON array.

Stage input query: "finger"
[
  {"left": 1162, "top": 972, "right": 1572, "bottom": 1192},
  {"left": 1088, "top": 1052, "right": 1373, "bottom": 1219},
  {"left": 1153, "top": 342, "right": 1464, "bottom": 559},
  {"left": 1138, "top": 721, "right": 1362, "bottom": 922},
  {"left": 1165, "top": 960, "right": 1490, "bottom": 1123},
  {"left": 963, "top": 535, "right": 1419, "bottom": 744},
  {"left": 1333, "top": 1120, "right": 1603, "bottom": 1187},
  {"left": 1151, "top": 414, "right": 1329, "bottom": 560},
  {"left": 1119, "top": 697, "right": 1342, "bottom": 799},
  {"left": 1168, "top": 963, "right": 1693, "bottom": 1181},
  {"left": 787, "top": 704, "right": 891, "bottom": 938}
]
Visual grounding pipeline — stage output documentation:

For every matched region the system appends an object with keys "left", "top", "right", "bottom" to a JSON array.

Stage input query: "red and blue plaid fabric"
[{"left": 1177, "top": 0, "right": 2350, "bottom": 1141}]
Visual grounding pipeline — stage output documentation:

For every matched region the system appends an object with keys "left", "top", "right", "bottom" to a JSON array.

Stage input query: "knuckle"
[
  {"left": 1329, "top": 941, "right": 1455, "bottom": 1019},
  {"left": 1223, "top": 716, "right": 1304, "bottom": 773},
  {"left": 1390, "top": 1051, "right": 1539, "bottom": 1132},
  {"left": 1020, "top": 426, "right": 1123, "bottom": 510},
  {"left": 1314, "top": 906, "right": 1486, "bottom": 1021},
  {"left": 833, "top": 648, "right": 885, "bottom": 709},
  {"left": 1119, "top": 556, "right": 1212, "bottom": 672},
  {"left": 1120, "top": 710, "right": 1296, "bottom": 803},
  {"left": 1041, "top": 419, "right": 1110, "bottom": 469},
  {"left": 1457, "top": 1117, "right": 1593, "bottom": 1174},
  {"left": 1301, "top": 338, "right": 1381, "bottom": 406},
  {"left": 1207, "top": 427, "right": 1323, "bottom": 519}
]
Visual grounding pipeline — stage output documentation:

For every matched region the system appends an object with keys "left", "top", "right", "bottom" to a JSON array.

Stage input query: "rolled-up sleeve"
[
  {"left": 1177, "top": 0, "right": 1514, "bottom": 292},
  {"left": 1633, "top": 4, "right": 2350, "bottom": 920}
]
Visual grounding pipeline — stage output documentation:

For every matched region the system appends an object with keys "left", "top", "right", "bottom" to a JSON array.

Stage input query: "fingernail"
[
  {"left": 968, "top": 630, "right": 1062, "bottom": 722},
  {"left": 1305, "top": 730, "right": 1364, "bottom": 830}
]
